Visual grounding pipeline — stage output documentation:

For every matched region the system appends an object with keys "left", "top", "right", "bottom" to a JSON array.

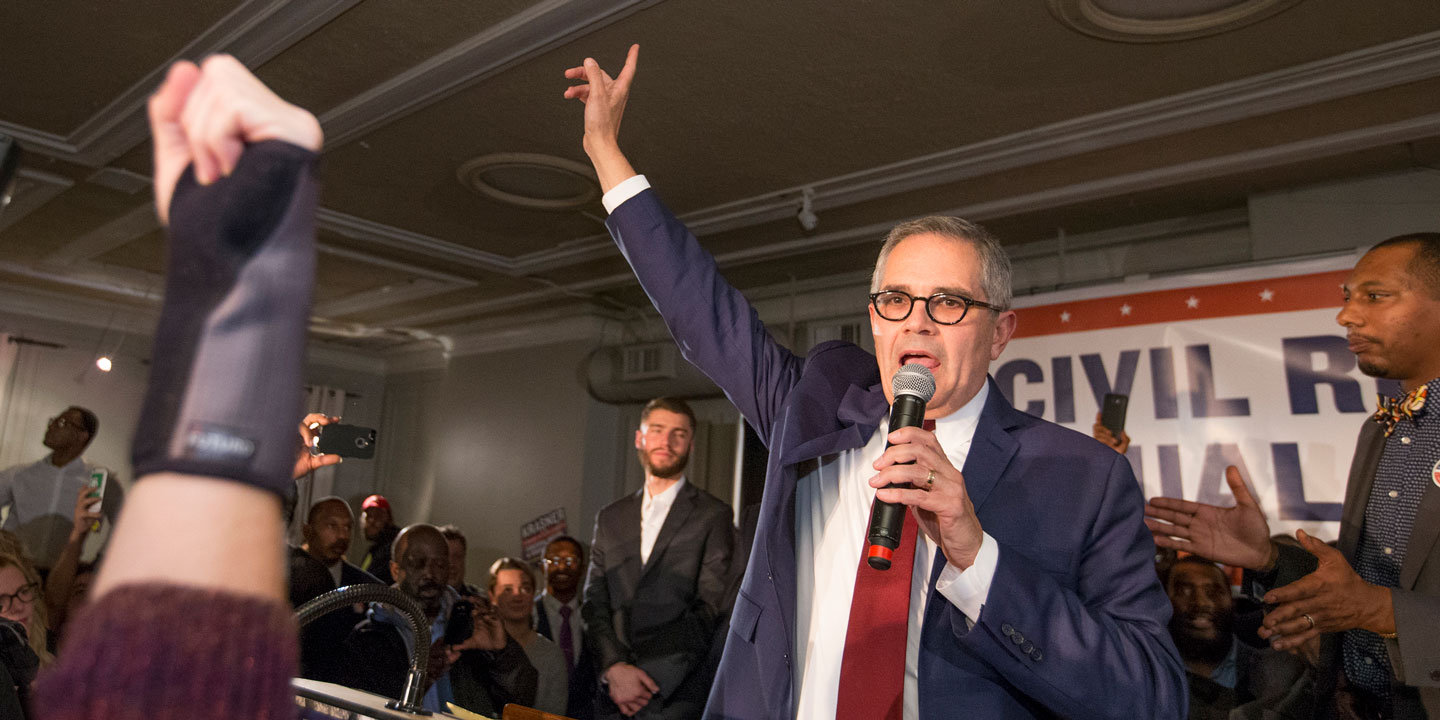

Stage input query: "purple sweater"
[{"left": 35, "top": 585, "right": 297, "bottom": 719}]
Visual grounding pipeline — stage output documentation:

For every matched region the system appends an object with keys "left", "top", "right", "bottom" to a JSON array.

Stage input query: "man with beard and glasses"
[
  {"left": 342, "top": 523, "right": 537, "bottom": 716},
  {"left": 1166, "top": 556, "right": 1313, "bottom": 719},
  {"left": 583, "top": 397, "right": 734, "bottom": 719}
]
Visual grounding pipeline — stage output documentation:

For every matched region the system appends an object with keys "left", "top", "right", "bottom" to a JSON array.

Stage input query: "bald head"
[{"left": 392, "top": 524, "right": 450, "bottom": 616}]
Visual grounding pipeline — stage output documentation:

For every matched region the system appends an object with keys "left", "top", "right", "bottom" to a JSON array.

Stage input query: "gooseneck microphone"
[{"left": 866, "top": 363, "right": 936, "bottom": 570}]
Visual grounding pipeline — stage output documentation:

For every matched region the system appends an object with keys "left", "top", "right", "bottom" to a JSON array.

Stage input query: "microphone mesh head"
[{"left": 892, "top": 363, "right": 936, "bottom": 402}]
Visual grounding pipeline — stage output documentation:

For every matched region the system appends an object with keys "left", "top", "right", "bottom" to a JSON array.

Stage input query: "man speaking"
[{"left": 562, "top": 46, "right": 1184, "bottom": 719}]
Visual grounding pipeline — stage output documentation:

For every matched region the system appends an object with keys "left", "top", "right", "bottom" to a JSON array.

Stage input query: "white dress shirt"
[
  {"left": 640, "top": 476, "right": 685, "bottom": 565},
  {"left": 0, "top": 455, "right": 105, "bottom": 567},
  {"left": 603, "top": 177, "right": 1000, "bottom": 719}
]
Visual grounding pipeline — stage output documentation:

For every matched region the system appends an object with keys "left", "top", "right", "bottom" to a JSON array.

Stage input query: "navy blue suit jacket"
[{"left": 605, "top": 188, "right": 1185, "bottom": 720}]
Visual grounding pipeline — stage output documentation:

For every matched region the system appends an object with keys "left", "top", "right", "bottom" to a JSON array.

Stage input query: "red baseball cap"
[{"left": 361, "top": 494, "right": 390, "bottom": 511}]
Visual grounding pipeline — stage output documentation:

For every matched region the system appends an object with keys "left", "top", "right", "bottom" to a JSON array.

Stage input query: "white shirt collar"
[
  {"left": 925, "top": 381, "right": 989, "bottom": 450},
  {"left": 641, "top": 476, "right": 686, "bottom": 514}
]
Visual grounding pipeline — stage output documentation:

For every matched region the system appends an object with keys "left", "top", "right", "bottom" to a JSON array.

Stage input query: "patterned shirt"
[{"left": 1344, "top": 377, "right": 1440, "bottom": 706}]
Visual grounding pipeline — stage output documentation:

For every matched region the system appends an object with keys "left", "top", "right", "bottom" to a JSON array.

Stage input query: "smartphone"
[
  {"left": 1100, "top": 393, "right": 1129, "bottom": 435},
  {"left": 313, "top": 423, "right": 377, "bottom": 459},
  {"left": 86, "top": 469, "right": 107, "bottom": 532},
  {"left": 444, "top": 599, "right": 474, "bottom": 645}
]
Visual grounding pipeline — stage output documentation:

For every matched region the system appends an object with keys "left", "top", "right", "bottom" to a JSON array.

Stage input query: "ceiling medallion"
[
  {"left": 1047, "top": 0, "right": 1307, "bottom": 42},
  {"left": 457, "top": 152, "right": 600, "bottom": 211}
]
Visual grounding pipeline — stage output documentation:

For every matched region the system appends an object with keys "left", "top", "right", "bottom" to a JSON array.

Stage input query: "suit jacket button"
[
  {"left": 1021, "top": 641, "right": 1034, "bottom": 654},
  {"left": 1031, "top": 649, "right": 1043, "bottom": 662},
  {"left": 1001, "top": 624, "right": 1015, "bottom": 637},
  {"left": 1011, "top": 632, "right": 1026, "bottom": 645}
]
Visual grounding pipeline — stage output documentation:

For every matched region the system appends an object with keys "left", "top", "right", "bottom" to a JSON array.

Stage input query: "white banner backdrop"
[{"left": 996, "top": 255, "right": 1388, "bottom": 541}]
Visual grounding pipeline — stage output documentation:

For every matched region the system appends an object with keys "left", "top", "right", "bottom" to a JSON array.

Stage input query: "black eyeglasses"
[
  {"left": 0, "top": 583, "right": 36, "bottom": 614},
  {"left": 49, "top": 416, "right": 76, "bottom": 429},
  {"left": 544, "top": 557, "right": 580, "bottom": 569},
  {"left": 869, "top": 290, "right": 1003, "bottom": 325}
]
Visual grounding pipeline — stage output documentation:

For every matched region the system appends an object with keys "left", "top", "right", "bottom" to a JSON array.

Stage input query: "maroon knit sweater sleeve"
[{"left": 34, "top": 585, "right": 298, "bottom": 720}]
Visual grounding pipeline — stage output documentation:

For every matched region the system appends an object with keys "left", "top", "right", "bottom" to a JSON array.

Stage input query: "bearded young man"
[{"left": 582, "top": 397, "right": 735, "bottom": 720}]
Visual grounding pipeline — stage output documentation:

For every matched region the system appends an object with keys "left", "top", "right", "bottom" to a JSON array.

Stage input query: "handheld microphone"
[{"left": 866, "top": 363, "right": 935, "bottom": 570}]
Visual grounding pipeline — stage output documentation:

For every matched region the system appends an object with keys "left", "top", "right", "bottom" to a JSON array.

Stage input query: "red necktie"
[{"left": 835, "top": 419, "right": 932, "bottom": 720}]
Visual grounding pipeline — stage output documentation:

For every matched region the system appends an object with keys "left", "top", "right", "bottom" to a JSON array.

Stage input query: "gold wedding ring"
[
  {"left": 925, "top": 469, "right": 936, "bottom": 489},
  {"left": 1302, "top": 613, "right": 1315, "bottom": 630}
]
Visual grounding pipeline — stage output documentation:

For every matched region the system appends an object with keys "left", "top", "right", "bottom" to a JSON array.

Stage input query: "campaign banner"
[
  {"left": 997, "top": 255, "right": 1388, "bottom": 541},
  {"left": 520, "top": 508, "right": 568, "bottom": 564}
]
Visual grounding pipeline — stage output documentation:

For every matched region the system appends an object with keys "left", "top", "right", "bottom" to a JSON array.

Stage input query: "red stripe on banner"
[{"left": 1012, "top": 270, "right": 1349, "bottom": 339}]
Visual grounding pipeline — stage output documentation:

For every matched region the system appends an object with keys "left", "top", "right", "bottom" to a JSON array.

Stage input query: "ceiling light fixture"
[
  {"left": 457, "top": 152, "right": 600, "bottom": 211},
  {"left": 1047, "top": 0, "right": 1306, "bottom": 42},
  {"left": 797, "top": 188, "right": 819, "bottom": 232}
]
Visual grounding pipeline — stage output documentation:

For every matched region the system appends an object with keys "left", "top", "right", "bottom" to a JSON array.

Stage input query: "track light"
[{"left": 797, "top": 187, "right": 818, "bottom": 232}]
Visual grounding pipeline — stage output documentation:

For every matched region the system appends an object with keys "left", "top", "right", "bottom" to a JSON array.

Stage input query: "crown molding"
[
  {"left": 386, "top": 111, "right": 1440, "bottom": 327},
  {"left": 0, "top": 1, "right": 361, "bottom": 167},
  {"left": 318, "top": 0, "right": 663, "bottom": 148},
  {"left": 299, "top": 30, "right": 1440, "bottom": 276}
]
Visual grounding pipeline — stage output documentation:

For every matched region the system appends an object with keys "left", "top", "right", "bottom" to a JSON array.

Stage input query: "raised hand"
[
  {"left": 148, "top": 55, "right": 322, "bottom": 224},
  {"left": 1145, "top": 465, "right": 1275, "bottom": 570},
  {"left": 293, "top": 413, "right": 344, "bottom": 479},
  {"left": 1091, "top": 412, "right": 1130, "bottom": 454},
  {"left": 562, "top": 45, "right": 640, "bottom": 192}
]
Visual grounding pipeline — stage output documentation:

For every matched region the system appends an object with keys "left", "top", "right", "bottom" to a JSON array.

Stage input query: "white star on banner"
[
  {"left": 1260, "top": 289, "right": 1275, "bottom": 301},
  {"left": 1120, "top": 304, "right": 1132, "bottom": 316},
  {"left": 1060, "top": 311, "right": 1071, "bottom": 323},
  {"left": 1186, "top": 296, "right": 1200, "bottom": 309}
]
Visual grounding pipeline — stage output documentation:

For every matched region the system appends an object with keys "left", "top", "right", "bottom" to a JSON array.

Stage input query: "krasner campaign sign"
[{"left": 996, "top": 255, "right": 1393, "bottom": 541}]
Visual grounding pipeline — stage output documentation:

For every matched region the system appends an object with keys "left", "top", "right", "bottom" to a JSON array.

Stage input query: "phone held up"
[
  {"left": 444, "top": 600, "right": 475, "bottom": 646},
  {"left": 311, "top": 423, "right": 378, "bottom": 460},
  {"left": 1100, "top": 393, "right": 1129, "bottom": 436}
]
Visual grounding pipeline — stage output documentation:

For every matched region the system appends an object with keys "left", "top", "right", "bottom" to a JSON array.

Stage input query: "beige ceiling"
[{"left": 3, "top": 0, "right": 1440, "bottom": 357}]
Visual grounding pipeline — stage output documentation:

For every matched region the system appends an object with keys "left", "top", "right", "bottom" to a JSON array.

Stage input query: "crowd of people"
[{"left": 0, "top": 42, "right": 1432, "bottom": 720}]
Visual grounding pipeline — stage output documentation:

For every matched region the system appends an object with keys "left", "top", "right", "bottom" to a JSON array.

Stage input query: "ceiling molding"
[
  {"left": 0, "top": 168, "right": 73, "bottom": 232},
  {"left": 314, "top": 277, "right": 468, "bottom": 319},
  {"left": 392, "top": 112, "right": 1440, "bottom": 328},
  {"left": 305, "top": 342, "right": 388, "bottom": 376},
  {"left": 0, "top": 0, "right": 361, "bottom": 167},
  {"left": 44, "top": 203, "right": 158, "bottom": 266},
  {"left": 304, "top": 30, "right": 1440, "bottom": 277},
  {"left": 318, "top": 0, "right": 665, "bottom": 148}
]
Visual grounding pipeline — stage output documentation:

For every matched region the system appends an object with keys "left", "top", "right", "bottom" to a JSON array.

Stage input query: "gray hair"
[{"left": 869, "top": 216, "right": 1012, "bottom": 311}]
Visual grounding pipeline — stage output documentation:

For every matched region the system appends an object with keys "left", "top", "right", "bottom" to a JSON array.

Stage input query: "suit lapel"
[
  {"left": 1339, "top": 420, "right": 1386, "bottom": 558},
  {"left": 1401, "top": 458, "right": 1440, "bottom": 589},
  {"left": 641, "top": 482, "right": 696, "bottom": 579},
  {"left": 614, "top": 491, "right": 644, "bottom": 590},
  {"left": 925, "top": 380, "right": 1020, "bottom": 592},
  {"left": 959, "top": 380, "right": 1022, "bottom": 514}
]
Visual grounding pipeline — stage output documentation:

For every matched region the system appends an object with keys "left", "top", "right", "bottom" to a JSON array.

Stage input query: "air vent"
[
  {"left": 620, "top": 343, "right": 679, "bottom": 381},
  {"left": 809, "top": 320, "right": 867, "bottom": 349}
]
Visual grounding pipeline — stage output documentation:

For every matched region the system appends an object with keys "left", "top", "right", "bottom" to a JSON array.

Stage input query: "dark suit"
[
  {"left": 583, "top": 481, "right": 734, "bottom": 720},
  {"left": 288, "top": 546, "right": 381, "bottom": 686},
  {"left": 1256, "top": 416, "right": 1440, "bottom": 718},
  {"left": 604, "top": 187, "right": 1185, "bottom": 719},
  {"left": 537, "top": 594, "right": 597, "bottom": 720}
]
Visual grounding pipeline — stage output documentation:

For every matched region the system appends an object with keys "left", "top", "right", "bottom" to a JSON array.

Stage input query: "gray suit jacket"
[
  {"left": 1262, "top": 418, "right": 1440, "bottom": 718},
  {"left": 582, "top": 481, "right": 734, "bottom": 719}
]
